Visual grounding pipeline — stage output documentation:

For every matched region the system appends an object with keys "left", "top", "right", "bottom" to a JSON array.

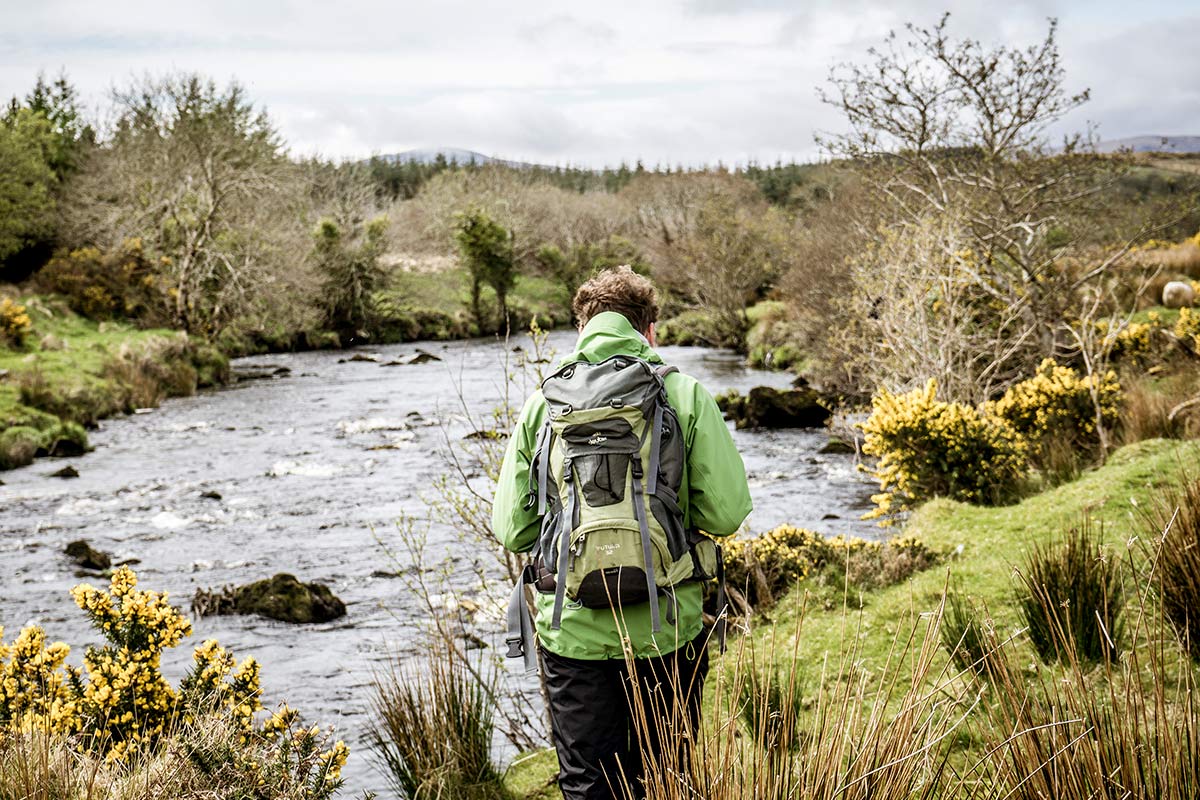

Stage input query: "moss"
[
  {"left": 0, "top": 425, "right": 42, "bottom": 469},
  {"left": 226, "top": 574, "right": 347, "bottom": 624}
]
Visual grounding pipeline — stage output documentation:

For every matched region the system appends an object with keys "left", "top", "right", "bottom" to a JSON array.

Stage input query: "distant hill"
[
  {"left": 372, "top": 147, "right": 536, "bottom": 168},
  {"left": 1098, "top": 136, "right": 1200, "bottom": 154}
]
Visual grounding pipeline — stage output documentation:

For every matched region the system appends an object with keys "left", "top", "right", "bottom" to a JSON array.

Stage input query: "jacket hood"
[{"left": 566, "top": 311, "right": 663, "bottom": 365}]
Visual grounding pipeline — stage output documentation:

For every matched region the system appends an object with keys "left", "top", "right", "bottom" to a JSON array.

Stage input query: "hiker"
[{"left": 493, "top": 266, "right": 752, "bottom": 799}]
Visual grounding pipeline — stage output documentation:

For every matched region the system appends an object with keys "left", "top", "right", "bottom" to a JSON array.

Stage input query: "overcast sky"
[{"left": 2, "top": 0, "right": 1197, "bottom": 167}]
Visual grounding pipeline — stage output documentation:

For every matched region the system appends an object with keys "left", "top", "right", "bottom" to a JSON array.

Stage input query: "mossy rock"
[
  {"left": 229, "top": 573, "right": 347, "bottom": 623},
  {"left": 717, "top": 386, "right": 832, "bottom": 429},
  {"left": 0, "top": 426, "right": 43, "bottom": 469},
  {"left": 44, "top": 421, "right": 89, "bottom": 457}
]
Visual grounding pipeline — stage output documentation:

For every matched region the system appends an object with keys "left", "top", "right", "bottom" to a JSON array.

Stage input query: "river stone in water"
[
  {"left": 65, "top": 539, "right": 112, "bottom": 571},
  {"left": 198, "top": 574, "right": 347, "bottom": 623},
  {"left": 719, "top": 386, "right": 832, "bottom": 429}
]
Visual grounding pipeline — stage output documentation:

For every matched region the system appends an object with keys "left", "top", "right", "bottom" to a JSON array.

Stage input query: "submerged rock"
[
  {"left": 65, "top": 539, "right": 111, "bottom": 571},
  {"left": 339, "top": 353, "right": 381, "bottom": 364},
  {"left": 232, "top": 364, "right": 291, "bottom": 382},
  {"left": 50, "top": 465, "right": 80, "bottom": 479},
  {"left": 717, "top": 386, "right": 832, "bottom": 429},
  {"left": 192, "top": 573, "right": 346, "bottom": 624},
  {"left": 381, "top": 350, "right": 442, "bottom": 366}
]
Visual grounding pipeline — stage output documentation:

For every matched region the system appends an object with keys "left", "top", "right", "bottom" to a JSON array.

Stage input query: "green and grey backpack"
[{"left": 505, "top": 354, "right": 725, "bottom": 670}]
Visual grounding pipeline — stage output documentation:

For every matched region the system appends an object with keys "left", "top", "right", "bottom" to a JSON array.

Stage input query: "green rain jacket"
[{"left": 492, "top": 311, "right": 753, "bottom": 660}]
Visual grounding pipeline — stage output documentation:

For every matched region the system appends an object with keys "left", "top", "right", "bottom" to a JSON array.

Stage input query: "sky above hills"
[{"left": 3, "top": 0, "right": 1198, "bottom": 167}]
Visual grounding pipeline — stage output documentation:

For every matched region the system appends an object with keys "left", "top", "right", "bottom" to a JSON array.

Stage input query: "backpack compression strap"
[
  {"left": 550, "top": 460, "right": 577, "bottom": 630},
  {"left": 629, "top": 458, "right": 662, "bottom": 633}
]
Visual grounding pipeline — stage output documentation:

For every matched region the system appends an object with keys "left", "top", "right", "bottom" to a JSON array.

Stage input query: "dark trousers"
[{"left": 540, "top": 633, "right": 709, "bottom": 800}]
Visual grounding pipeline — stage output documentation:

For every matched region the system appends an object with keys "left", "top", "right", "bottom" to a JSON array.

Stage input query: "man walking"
[{"left": 493, "top": 266, "right": 752, "bottom": 799}]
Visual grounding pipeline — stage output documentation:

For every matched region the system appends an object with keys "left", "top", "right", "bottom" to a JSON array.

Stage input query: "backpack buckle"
[{"left": 505, "top": 637, "right": 525, "bottom": 659}]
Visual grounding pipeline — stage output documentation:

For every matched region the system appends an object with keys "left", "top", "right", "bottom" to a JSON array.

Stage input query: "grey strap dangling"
[{"left": 504, "top": 565, "right": 538, "bottom": 673}]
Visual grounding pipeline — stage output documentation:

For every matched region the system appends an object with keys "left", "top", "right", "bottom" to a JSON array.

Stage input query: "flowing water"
[{"left": 0, "top": 330, "right": 875, "bottom": 797}]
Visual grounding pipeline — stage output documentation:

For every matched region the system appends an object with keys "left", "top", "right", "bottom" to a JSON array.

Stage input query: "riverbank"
[
  {"left": 0, "top": 296, "right": 228, "bottom": 470},
  {"left": 1, "top": 264, "right": 578, "bottom": 471},
  {"left": 502, "top": 436, "right": 1200, "bottom": 797}
]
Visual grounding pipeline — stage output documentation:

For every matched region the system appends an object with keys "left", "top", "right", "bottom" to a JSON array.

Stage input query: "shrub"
[
  {"left": 0, "top": 297, "right": 32, "bottom": 347},
  {"left": 35, "top": 241, "right": 167, "bottom": 324},
  {"left": 367, "top": 642, "right": 507, "bottom": 800},
  {"left": 1140, "top": 473, "right": 1200, "bottom": 661},
  {"left": 724, "top": 526, "right": 938, "bottom": 607},
  {"left": 1017, "top": 520, "right": 1124, "bottom": 665},
  {"left": 989, "top": 359, "right": 1122, "bottom": 469},
  {"left": 0, "top": 567, "right": 347, "bottom": 796},
  {"left": 1177, "top": 307, "right": 1200, "bottom": 350},
  {"left": 656, "top": 308, "right": 746, "bottom": 349},
  {"left": 860, "top": 379, "right": 1026, "bottom": 522}
]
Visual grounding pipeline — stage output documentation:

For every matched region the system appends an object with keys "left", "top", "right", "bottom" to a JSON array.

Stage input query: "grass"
[
  {"left": 504, "top": 438, "right": 1200, "bottom": 796},
  {"left": 0, "top": 295, "right": 227, "bottom": 470}
]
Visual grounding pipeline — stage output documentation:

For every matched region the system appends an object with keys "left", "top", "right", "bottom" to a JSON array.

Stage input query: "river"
[{"left": 0, "top": 330, "right": 875, "bottom": 797}]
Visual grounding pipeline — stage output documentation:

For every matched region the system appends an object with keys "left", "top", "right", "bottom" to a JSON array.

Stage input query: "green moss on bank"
[{"left": 0, "top": 296, "right": 228, "bottom": 470}]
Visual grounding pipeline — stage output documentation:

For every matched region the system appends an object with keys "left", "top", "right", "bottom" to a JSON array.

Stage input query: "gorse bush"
[
  {"left": 35, "top": 240, "right": 167, "bottom": 323},
  {"left": 723, "top": 525, "right": 938, "bottom": 608},
  {"left": 0, "top": 567, "right": 347, "bottom": 797},
  {"left": 990, "top": 358, "right": 1122, "bottom": 467},
  {"left": 1017, "top": 520, "right": 1124, "bottom": 665},
  {"left": 1177, "top": 307, "right": 1200, "bottom": 350},
  {"left": 860, "top": 379, "right": 1026, "bottom": 522},
  {"left": 0, "top": 297, "right": 32, "bottom": 346}
]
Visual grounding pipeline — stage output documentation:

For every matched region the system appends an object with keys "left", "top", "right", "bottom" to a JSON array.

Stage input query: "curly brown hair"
[{"left": 572, "top": 265, "right": 659, "bottom": 332}]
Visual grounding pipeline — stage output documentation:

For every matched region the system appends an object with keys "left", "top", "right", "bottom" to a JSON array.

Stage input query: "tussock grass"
[
  {"left": 367, "top": 641, "right": 509, "bottom": 800},
  {"left": 1141, "top": 471, "right": 1200, "bottom": 661},
  {"left": 1016, "top": 518, "right": 1124, "bottom": 665}
]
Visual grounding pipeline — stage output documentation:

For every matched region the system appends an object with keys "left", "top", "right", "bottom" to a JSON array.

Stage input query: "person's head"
[{"left": 572, "top": 265, "right": 659, "bottom": 342}]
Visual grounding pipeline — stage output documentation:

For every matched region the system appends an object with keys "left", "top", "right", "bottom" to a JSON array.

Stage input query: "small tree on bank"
[
  {"left": 455, "top": 209, "right": 516, "bottom": 333},
  {"left": 312, "top": 216, "right": 388, "bottom": 343}
]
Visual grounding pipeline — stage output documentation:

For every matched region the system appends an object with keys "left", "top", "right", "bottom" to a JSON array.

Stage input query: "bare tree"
[
  {"left": 65, "top": 74, "right": 302, "bottom": 336},
  {"left": 819, "top": 15, "right": 1131, "bottom": 395}
]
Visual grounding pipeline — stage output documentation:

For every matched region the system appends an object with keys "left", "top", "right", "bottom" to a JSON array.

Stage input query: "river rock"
[
  {"left": 1163, "top": 281, "right": 1197, "bottom": 309},
  {"left": 233, "top": 364, "right": 291, "bottom": 382},
  {"left": 818, "top": 438, "right": 856, "bottom": 455},
  {"left": 50, "top": 465, "right": 80, "bottom": 479},
  {"left": 192, "top": 573, "right": 346, "bottom": 623},
  {"left": 717, "top": 386, "right": 832, "bottom": 429},
  {"left": 200, "top": 489, "right": 223, "bottom": 500},
  {"left": 381, "top": 350, "right": 442, "bottom": 366},
  {"left": 340, "top": 353, "right": 380, "bottom": 364},
  {"left": 65, "top": 539, "right": 111, "bottom": 571}
]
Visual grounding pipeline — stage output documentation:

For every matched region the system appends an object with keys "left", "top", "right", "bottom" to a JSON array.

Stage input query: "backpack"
[{"left": 504, "top": 354, "right": 727, "bottom": 671}]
